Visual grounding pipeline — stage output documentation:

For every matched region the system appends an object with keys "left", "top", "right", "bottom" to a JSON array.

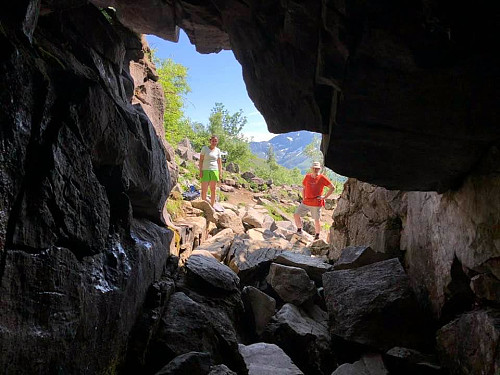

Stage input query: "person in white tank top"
[{"left": 199, "top": 135, "right": 223, "bottom": 207}]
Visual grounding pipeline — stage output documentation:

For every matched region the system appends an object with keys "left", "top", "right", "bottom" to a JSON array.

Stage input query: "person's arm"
[
  {"left": 218, "top": 157, "right": 223, "bottom": 180},
  {"left": 199, "top": 153, "right": 204, "bottom": 179},
  {"left": 320, "top": 183, "right": 335, "bottom": 200}
]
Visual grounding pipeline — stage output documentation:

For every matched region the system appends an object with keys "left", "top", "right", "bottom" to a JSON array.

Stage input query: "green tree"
[
  {"left": 304, "top": 134, "right": 322, "bottom": 162},
  {"left": 266, "top": 144, "right": 278, "bottom": 170},
  {"left": 156, "top": 58, "right": 191, "bottom": 145},
  {"left": 208, "top": 103, "right": 252, "bottom": 164}
]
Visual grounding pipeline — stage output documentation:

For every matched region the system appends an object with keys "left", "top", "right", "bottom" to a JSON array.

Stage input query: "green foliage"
[
  {"left": 166, "top": 195, "right": 183, "bottom": 220},
  {"left": 156, "top": 58, "right": 192, "bottom": 145},
  {"left": 266, "top": 144, "right": 279, "bottom": 170},
  {"left": 263, "top": 204, "right": 283, "bottom": 222},
  {"left": 208, "top": 103, "right": 253, "bottom": 165}
]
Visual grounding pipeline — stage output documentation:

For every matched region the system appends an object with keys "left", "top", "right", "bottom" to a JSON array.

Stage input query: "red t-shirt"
[{"left": 302, "top": 173, "right": 332, "bottom": 206}]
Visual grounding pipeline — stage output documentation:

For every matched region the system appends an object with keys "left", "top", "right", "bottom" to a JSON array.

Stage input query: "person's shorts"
[
  {"left": 294, "top": 203, "right": 321, "bottom": 220},
  {"left": 201, "top": 170, "right": 219, "bottom": 182}
]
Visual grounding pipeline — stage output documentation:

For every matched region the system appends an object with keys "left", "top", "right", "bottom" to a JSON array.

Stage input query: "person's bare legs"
[
  {"left": 201, "top": 181, "right": 209, "bottom": 202},
  {"left": 209, "top": 180, "right": 217, "bottom": 206},
  {"left": 314, "top": 218, "right": 321, "bottom": 235},
  {"left": 294, "top": 213, "right": 302, "bottom": 231}
]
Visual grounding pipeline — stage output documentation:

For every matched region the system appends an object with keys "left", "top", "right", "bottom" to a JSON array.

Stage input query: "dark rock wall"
[{"left": 1, "top": 3, "right": 173, "bottom": 373}]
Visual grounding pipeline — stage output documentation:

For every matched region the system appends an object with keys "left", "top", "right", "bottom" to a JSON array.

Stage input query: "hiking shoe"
[
  {"left": 297, "top": 228, "right": 302, "bottom": 234},
  {"left": 314, "top": 233, "right": 320, "bottom": 240}
]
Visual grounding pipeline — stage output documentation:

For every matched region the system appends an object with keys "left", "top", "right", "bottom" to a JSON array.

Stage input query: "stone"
[
  {"left": 333, "top": 246, "right": 392, "bottom": 270},
  {"left": 152, "top": 292, "right": 244, "bottom": 372},
  {"left": 246, "top": 228, "right": 284, "bottom": 241},
  {"left": 383, "top": 347, "right": 442, "bottom": 375},
  {"left": 470, "top": 274, "right": 500, "bottom": 302},
  {"left": 241, "top": 171, "right": 256, "bottom": 181},
  {"left": 225, "top": 162, "right": 239, "bottom": 173},
  {"left": 332, "top": 354, "right": 388, "bottom": 375},
  {"left": 226, "top": 237, "right": 291, "bottom": 285},
  {"left": 192, "top": 199, "right": 217, "bottom": 223},
  {"left": 274, "top": 252, "right": 333, "bottom": 285},
  {"left": 436, "top": 309, "right": 500, "bottom": 375},
  {"left": 185, "top": 254, "right": 240, "bottom": 292},
  {"left": 238, "top": 343, "right": 303, "bottom": 375},
  {"left": 263, "top": 303, "right": 333, "bottom": 374},
  {"left": 323, "top": 258, "right": 431, "bottom": 351},
  {"left": 329, "top": 179, "right": 406, "bottom": 260},
  {"left": 154, "top": 352, "right": 212, "bottom": 375},
  {"left": 267, "top": 263, "right": 317, "bottom": 305},
  {"left": 194, "top": 228, "right": 235, "bottom": 261},
  {"left": 402, "top": 174, "right": 500, "bottom": 319},
  {"left": 242, "top": 286, "right": 276, "bottom": 337},
  {"left": 208, "top": 364, "right": 237, "bottom": 374},
  {"left": 220, "top": 184, "right": 235, "bottom": 192},
  {"left": 216, "top": 209, "right": 245, "bottom": 234},
  {"left": 309, "top": 239, "right": 330, "bottom": 257}
]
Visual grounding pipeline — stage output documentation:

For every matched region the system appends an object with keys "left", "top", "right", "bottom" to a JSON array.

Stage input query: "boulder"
[
  {"left": 226, "top": 162, "right": 240, "bottom": 173},
  {"left": 383, "top": 347, "right": 442, "bottom": 375},
  {"left": 208, "top": 364, "right": 237, "bottom": 374},
  {"left": 216, "top": 209, "right": 245, "bottom": 234},
  {"left": 309, "top": 239, "right": 330, "bottom": 257},
  {"left": 246, "top": 228, "right": 283, "bottom": 241},
  {"left": 194, "top": 228, "right": 235, "bottom": 261},
  {"left": 242, "top": 286, "right": 276, "bottom": 337},
  {"left": 220, "top": 184, "right": 235, "bottom": 192},
  {"left": 333, "top": 246, "right": 392, "bottom": 270},
  {"left": 155, "top": 352, "right": 212, "bottom": 375},
  {"left": 241, "top": 171, "right": 256, "bottom": 181},
  {"left": 263, "top": 303, "right": 333, "bottom": 375},
  {"left": 151, "top": 292, "right": 244, "bottom": 372},
  {"left": 274, "top": 252, "right": 333, "bottom": 285},
  {"left": 436, "top": 309, "right": 500, "bottom": 375},
  {"left": 185, "top": 254, "right": 240, "bottom": 292},
  {"left": 238, "top": 343, "right": 303, "bottom": 375},
  {"left": 332, "top": 354, "right": 388, "bottom": 375},
  {"left": 192, "top": 199, "right": 217, "bottom": 223},
  {"left": 226, "top": 237, "right": 291, "bottom": 285},
  {"left": 470, "top": 274, "right": 500, "bottom": 302},
  {"left": 267, "top": 263, "right": 317, "bottom": 305},
  {"left": 323, "top": 258, "right": 431, "bottom": 351}
]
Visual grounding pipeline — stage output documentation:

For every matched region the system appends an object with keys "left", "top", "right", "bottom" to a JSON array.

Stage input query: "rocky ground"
[{"left": 145, "top": 179, "right": 445, "bottom": 375}]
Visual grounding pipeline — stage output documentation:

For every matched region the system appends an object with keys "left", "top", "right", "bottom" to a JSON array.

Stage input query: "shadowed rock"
[
  {"left": 267, "top": 263, "right": 317, "bottom": 305},
  {"left": 242, "top": 286, "right": 276, "bottom": 337},
  {"left": 263, "top": 303, "right": 333, "bottom": 375},
  {"left": 155, "top": 352, "right": 212, "bottom": 375},
  {"left": 436, "top": 309, "right": 500, "bottom": 375},
  {"left": 333, "top": 246, "right": 392, "bottom": 271},
  {"left": 185, "top": 254, "right": 240, "bottom": 292},
  {"left": 274, "top": 252, "right": 333, "bottom": 285},
  {"left": 323, "top": 258, "right": 431, "bottom": 351},
  {"left": 332, "top": 354, "right": 388, "bottom": 375}
]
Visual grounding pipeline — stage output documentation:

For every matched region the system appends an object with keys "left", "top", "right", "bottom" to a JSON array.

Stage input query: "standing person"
[
  {"left": 199, "top": 135, "right": 223, "bottom": 207},
  {"left": 294, "top": 161, "right": 335, "bottom": 240}
]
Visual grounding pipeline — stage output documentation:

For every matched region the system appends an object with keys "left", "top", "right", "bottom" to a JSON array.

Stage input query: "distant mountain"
[{"left": 249, "top": 131, "right": 317, "bottom": 173}]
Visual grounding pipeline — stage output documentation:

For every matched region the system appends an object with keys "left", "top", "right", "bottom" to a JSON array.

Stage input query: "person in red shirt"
[{"left": 294, "top": 161, "right": 335, "bottom": 240}]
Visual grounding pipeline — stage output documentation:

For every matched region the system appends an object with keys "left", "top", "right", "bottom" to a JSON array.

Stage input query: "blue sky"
[{"left": 146, "top": 32, "right": 276, "bottom": 142}]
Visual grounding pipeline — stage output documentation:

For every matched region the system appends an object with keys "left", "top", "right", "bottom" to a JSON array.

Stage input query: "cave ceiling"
[{"left": 69, "top": 1, "right": 500, "bottom": 190}]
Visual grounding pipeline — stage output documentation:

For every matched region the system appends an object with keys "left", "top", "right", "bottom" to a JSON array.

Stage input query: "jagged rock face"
[
  {"left": 331, "top": 176, "right": 500, "bottom": 322},
  {"left": 91, "top": 0, "right": 499, "bottom": 191},
  {"left": 0, "top": 3, "right": 174, "bottom": 373}
]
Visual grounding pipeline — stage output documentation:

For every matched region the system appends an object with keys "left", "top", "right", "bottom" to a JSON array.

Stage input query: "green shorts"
[{"left": 201, "top": 170, "right": 219, "bottom": 182}]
